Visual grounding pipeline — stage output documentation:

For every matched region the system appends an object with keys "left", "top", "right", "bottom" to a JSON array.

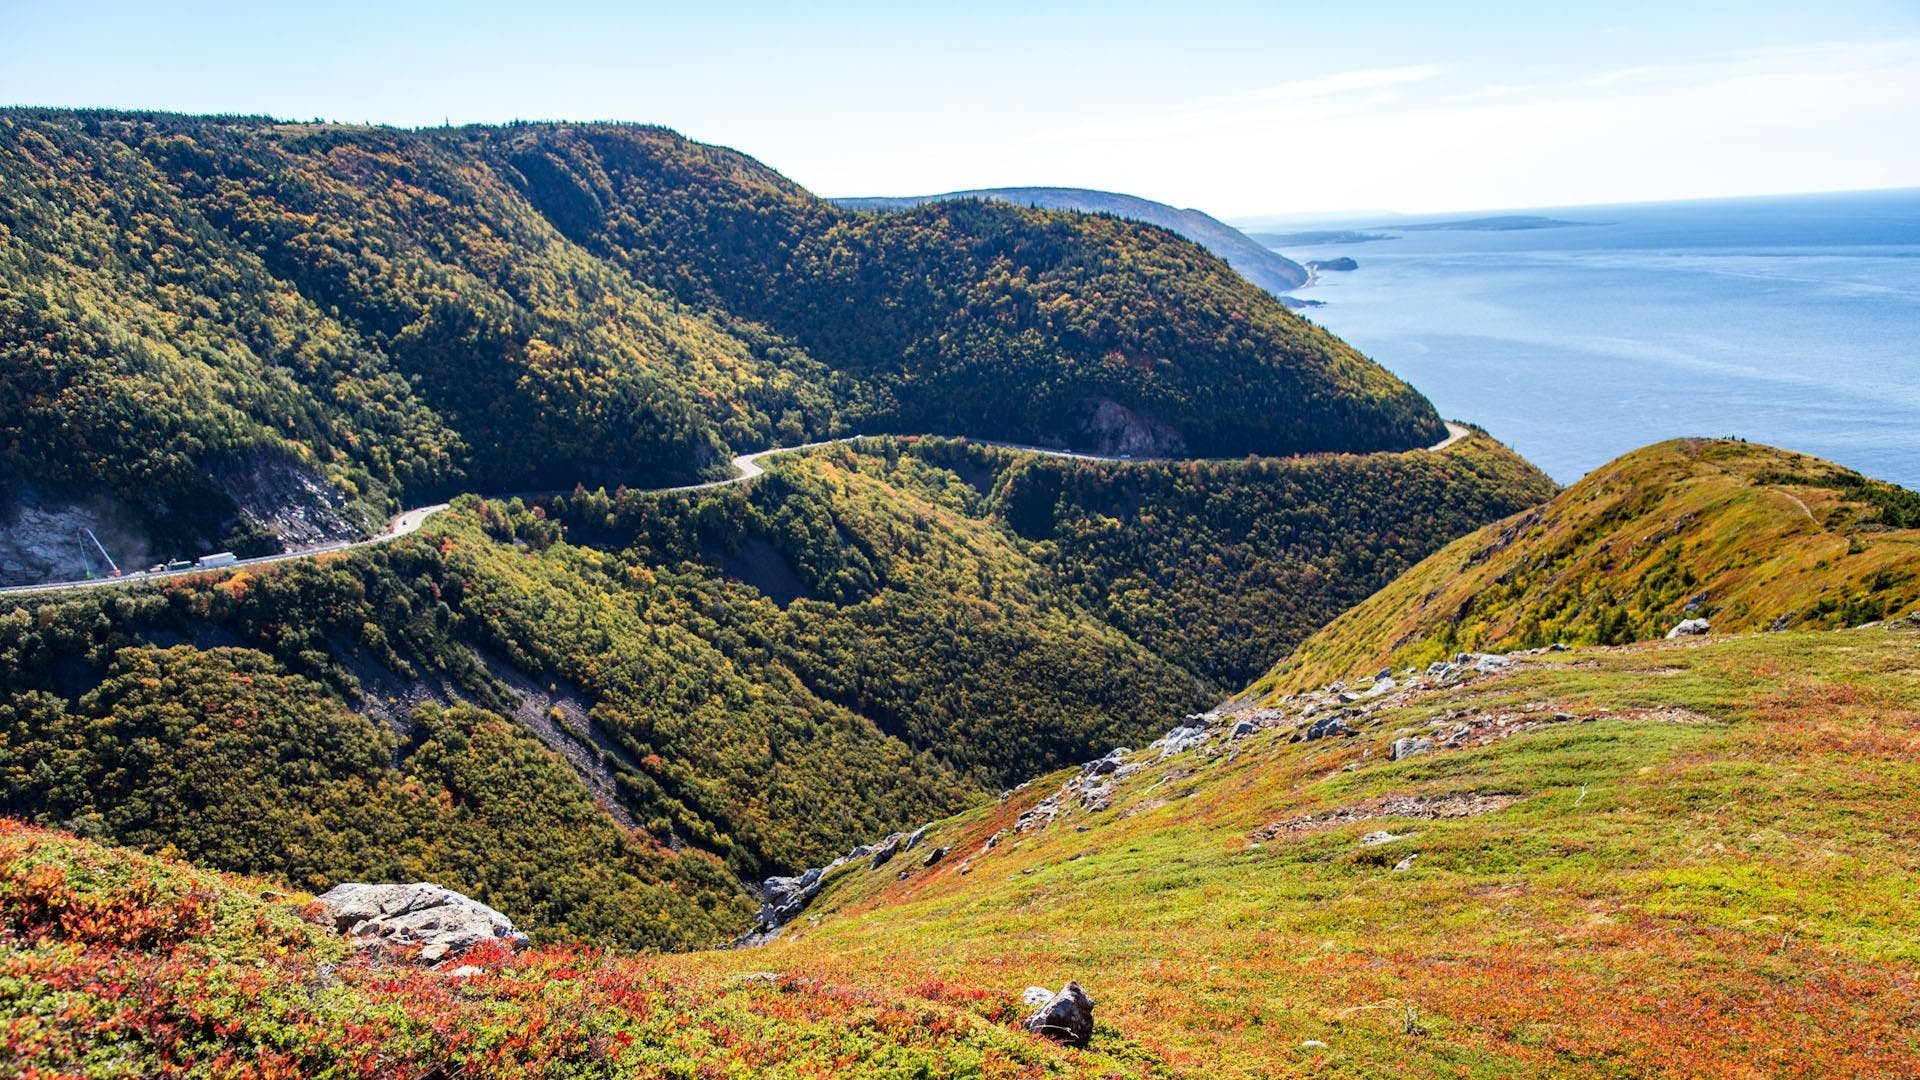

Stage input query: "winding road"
[{"left": 1, "top": 423, "right": 1471, "bottom": 598}]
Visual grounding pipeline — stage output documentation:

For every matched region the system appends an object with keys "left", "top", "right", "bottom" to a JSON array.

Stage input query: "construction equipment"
[{"left": 81, "top": 528, "right": 120, "bottom": 577}]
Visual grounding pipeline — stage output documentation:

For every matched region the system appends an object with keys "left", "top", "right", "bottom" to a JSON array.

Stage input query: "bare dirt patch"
[{"left": 1252, "top": 791, "right": 1522, "bottom": 840}]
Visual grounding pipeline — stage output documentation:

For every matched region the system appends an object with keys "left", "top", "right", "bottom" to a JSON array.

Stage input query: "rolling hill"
[{"left": 1247, "top": 438, "right": 1920, "bottom": 696}]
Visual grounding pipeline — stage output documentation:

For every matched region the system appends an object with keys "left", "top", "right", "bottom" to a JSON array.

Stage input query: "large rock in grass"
[
  {"left": 315, "top": 883, "right": 527, "bottom": 964},
  {"left": 1023, "top": 981, "right": 1096, "bottom": 1047}
]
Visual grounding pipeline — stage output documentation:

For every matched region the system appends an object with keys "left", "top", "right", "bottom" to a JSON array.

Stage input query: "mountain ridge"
[{"left": 833, "top": 185, "right": 1312, "bottom": 295}]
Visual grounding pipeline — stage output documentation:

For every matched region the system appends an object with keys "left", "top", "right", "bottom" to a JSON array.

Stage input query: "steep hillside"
[
  {"left": 11, "top": 621, "right": 1917, "bottom": 1076},
  {"left": 1, "top": 110, "right": 1442, "bottom": 582},
  {"left": 0, "top": 436, "right": 1548, "bottom": 949},
  {"left": 1250, "top": 438, "right": 1920, "bottom": 696},
  {"left": 835, "top": 185, "right": 1311, "bottom": 294}
]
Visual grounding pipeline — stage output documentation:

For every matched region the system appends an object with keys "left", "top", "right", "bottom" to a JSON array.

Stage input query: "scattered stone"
[
  {"left": 1393, "top": 854, "right": 1418, "bottom": 872},
  {"left": 920, "top": 845, "right": 947, "bottom": 868},
  {"left": 1231, "top": 719, "right": 1257, "bottom": 739},
  {"left": 1301, "top": 716, "right": 1357, "bottom": 742},
  {"left": 314, "top": 883, "right": 527, "bottom": 965},
  {"left": 869, "top": 837, "right": 902, "bottom": 870},
  {"left": 1153, "top": 724, "right": 1212, "bottom": 757},
  {"left": 446, "top": 964, "right": 485, "bottom": 979},
  {"left": 1548, "top": 641, "right": 1569, "bottom": 652},
  {"left": 902, "top": 825, "right": 931, "bottom": 852},
  {"left": 1471, "top": 653, "right": 1514, "bottom": 674},
  {"left": 1389, "top": 737, "right": 1434, "bottom": 761},
  {"left": 1022, "top": 985, "right": 1055, "bottom": 1006},
  {"left": 1301, "top": 1040, "right": 1329, "bottom": 1050},
  {"left": 1023, "top": 982, "right": 1096, "bottom": 1048},
  {"left": 1253, "top": 791, "right": 1523, "bottom": 839},
  {"left": 1360, "top": 831, "right": 1408, "bottom": 846},
  {"left": 1667, "top": 618, "right": 1710, "bottom": 638}
]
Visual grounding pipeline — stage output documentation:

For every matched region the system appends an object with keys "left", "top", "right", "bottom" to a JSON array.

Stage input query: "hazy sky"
[{"left": 6, "top": 1, "right": 1918, "bottom": 217}]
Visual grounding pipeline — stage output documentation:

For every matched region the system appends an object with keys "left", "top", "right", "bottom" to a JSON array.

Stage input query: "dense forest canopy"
[{"left": 0, "top": 109, "right": 1443, "bottom": 572}]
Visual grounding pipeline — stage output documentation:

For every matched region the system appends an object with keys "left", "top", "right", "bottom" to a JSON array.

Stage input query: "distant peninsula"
[
  {"left": 835, "top": 187, "right": 1310, "bottom": 295},
  {"left": 1393, "top": 215, "right": 1599, "bottom": 231}
]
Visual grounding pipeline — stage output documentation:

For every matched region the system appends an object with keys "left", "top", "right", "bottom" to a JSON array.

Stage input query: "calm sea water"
[{"left": 1267, "top": 189, "right": 1920, "bottom": 487}]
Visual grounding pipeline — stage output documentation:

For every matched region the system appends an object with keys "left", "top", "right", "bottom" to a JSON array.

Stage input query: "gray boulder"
[
  {"left": 1023, "top": 981, "right": 1096, "bottom": 1048},
  {"left": 1667, "top": 618, "right": 1710, "bottom": 638},
  {"left": 869, "top": 836, "right": 902, "bottom": 870},
  {"left": 314, "top": 883, "right": 526, "bottom": 963},
  {"left": 1301, "top": 716, "right": 1357, "bottom": 742},
  {"left": 1389, "top": 736, "right": 1434, "bottom": 761}
]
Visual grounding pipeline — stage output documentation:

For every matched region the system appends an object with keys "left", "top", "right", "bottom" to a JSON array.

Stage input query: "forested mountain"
[
  {"left": 0, "top": 435, "right": 1549, "bottom": 948},
  {"left": 1250, "top": 438, "right": 1920, "bottom": 695},
  {"left": 0, "top": 110, "right": 1441, "bottom": 583},
  {"left": 834, "top": 185, "right": 1312, "bottom": 295}
]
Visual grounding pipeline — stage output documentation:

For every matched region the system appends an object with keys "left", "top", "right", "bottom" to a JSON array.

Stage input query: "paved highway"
[{"left": 1, "top": 423, "right": 1471, "bottom": 597}]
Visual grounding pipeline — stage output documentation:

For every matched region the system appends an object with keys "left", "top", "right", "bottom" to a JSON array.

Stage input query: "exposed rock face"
[
  {"left": 0, "top": 489, "right": 154, "bottom": 587},
  {"left": 1023, "top": 981, "right": 1096, "bottom": 1048},
  {"left": 1081, "top": 398, "right": 1186, "bottom": 457},
  {"left": 314, "top": 883, "right": 527, "bottom": 963},
  {"left": 1667, "top": 618, "right": 1711, "bottom": 638},
  {"left": 216, "top": 452, "right": 362, "bottom": 548}
]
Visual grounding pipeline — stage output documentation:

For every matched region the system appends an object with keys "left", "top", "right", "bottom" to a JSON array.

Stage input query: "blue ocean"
[{"left": 1263, "top": 189, "right": 1920, "bottom": 487}]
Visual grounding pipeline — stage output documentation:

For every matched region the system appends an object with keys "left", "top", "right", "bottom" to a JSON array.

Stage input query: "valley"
[{"left": 1, "top": 104, "right": 1915, "bottom": 1080}]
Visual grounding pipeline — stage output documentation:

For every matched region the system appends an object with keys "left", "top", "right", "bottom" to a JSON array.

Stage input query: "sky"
[{"left": 5, "top": 1, "right": 1918, "bottom": 218}]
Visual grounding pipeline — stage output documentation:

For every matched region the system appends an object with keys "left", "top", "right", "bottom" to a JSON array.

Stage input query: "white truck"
[{"left": 196, "top": 551, "right": 239, "bottom": 569}]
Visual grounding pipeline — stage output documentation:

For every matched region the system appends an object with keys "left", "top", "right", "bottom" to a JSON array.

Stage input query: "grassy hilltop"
[{"left": 1250, "top": 438, "right": 1920, "bottom": 696}]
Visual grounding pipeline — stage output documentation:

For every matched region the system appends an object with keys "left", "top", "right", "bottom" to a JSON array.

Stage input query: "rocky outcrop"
[
  {"left": 736, "top": 822, "right": 942, "bottom": 945},
  {"left": 756, "top": 869, "right": 826, "bottom": 930},
  {"left": 1023, "top": 982, "right": 1096, "bottom": 1047},
  {"left": 314, "top": 883, "right": 527, "bottom": 964}
]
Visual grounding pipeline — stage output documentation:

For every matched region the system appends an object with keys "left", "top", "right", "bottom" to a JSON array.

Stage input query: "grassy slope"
[
  {"left": 11, "top": 622, "right": 1917, "bottom": 1075},
  {"left": 1250, "top": 438, "right": 1920, "bottom": 696},
  {"left": 706, "top": 622, "right": 1920, "bottom": 1077}
]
